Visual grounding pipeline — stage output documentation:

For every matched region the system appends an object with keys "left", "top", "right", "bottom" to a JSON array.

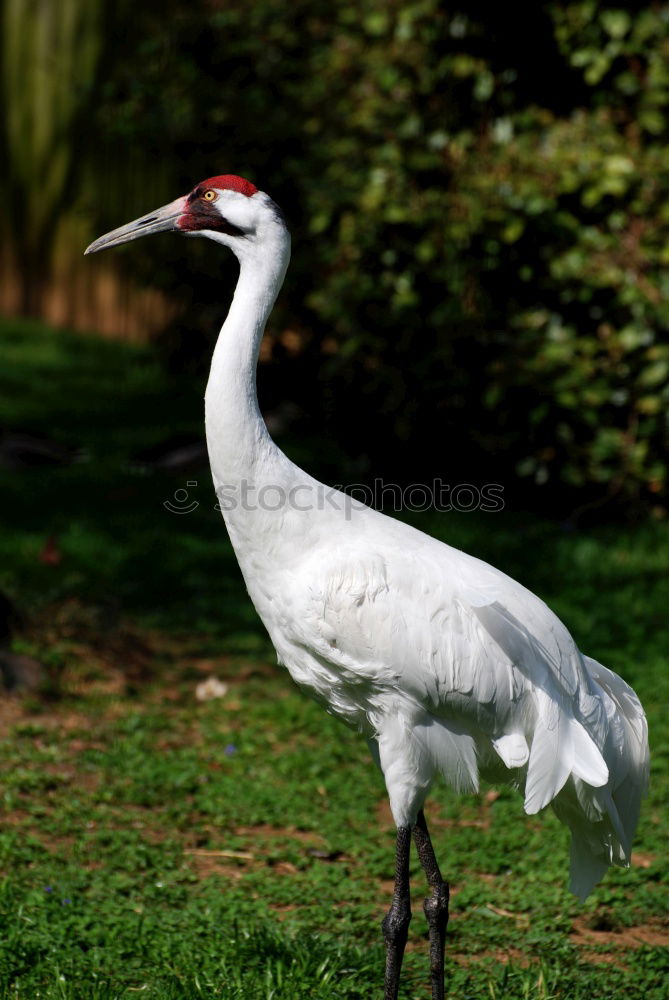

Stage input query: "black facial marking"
[
  {"left": 180, "top": 198, "right": 246, "bottom": 236},
  {"left": 266, "top": 196, "right": 286, "bottom": 227},
  {"left": 214, "top": 217, "right": 247, "bottom": 237}
]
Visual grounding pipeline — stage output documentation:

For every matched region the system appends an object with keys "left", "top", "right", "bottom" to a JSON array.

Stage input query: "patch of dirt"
[
  {"left": 631, "top": 852, "right": 656, "bottom": 869},
  {"left": 571, "top": 915, "right": 669, "bottom": 956},
  {"left": 67, "top": 738, "right": 107, "bottom": 753},
  {"left": 234, "top": 823, "right": 326, "bottom": 848},
  {"left": 270, "top": 860, "right": 299, "bottom": 875},
  {"left": 375, "top": 799, "right": 395, "bottom": 829},
  {"left": 452, "top": 947, "right": 530, "bottom": 968},
  {"left": 0, "top": 700, "right": 24, "bottom": 730},
  {"left": 182, "top": 821, "right": 350, "bottom": 884},
  {"left": 185, "top": 850, "right": 246, "bottom": 881},
  {"left": 11, "top": 709, "right": 98, "bottom": 733},
  {"left": 18, "top": 828, "right": 78, "bottom": 853},
  {"left": 23, "top": 761, "right": 100, "bottom": 796},
  {"left": 0, "top": 808, "right": 32, "bottom": 826},
  {"left": 269, "top": 902, "right": 299, "bottom": 920}
]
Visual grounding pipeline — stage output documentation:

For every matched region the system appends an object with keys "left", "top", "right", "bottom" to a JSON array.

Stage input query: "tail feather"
[
  {"left": 568, "top": 836, "right": 610, "bottom": 902},
  {"left": 553, "top": 657, "right": 649, "bottom": 899}
]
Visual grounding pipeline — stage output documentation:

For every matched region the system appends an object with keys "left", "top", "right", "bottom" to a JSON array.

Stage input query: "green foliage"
[
  {"left": 4, "top": 2, "right": 669, "bottom": 507},
  {"left": 83, "top": 1, "right": 669, "bottom": 509},
  {"left": 460, "top": 110, "right": 669, "bottom": 496}
]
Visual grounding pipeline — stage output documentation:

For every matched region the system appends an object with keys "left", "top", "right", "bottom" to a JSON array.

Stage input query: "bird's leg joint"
[
  {"left": 382, "top": 894, "right": 412, "bottom": 946},
  {"left": 423, "top": 880, "right": 449, "bottom": 936}
]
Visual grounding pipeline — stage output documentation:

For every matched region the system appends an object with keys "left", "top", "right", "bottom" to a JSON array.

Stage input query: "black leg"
[
  {"left": 383, "top": 825, "right": 412, "bottom": 1000},
  {"left": 413, "top": 810, "right": 449, "bottom": 1000}
]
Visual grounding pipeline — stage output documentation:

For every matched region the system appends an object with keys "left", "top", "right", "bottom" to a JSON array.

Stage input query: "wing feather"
[{"left": 284, "top": 520, "right": 624, "bottom": 821}]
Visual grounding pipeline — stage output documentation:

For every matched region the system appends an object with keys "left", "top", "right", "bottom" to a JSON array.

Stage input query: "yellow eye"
[{"left": 203, "top": 189, "right": 217, "bottom": 201}]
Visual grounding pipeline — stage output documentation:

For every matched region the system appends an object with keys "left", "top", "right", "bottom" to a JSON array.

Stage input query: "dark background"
[{"left": 2, "top": 0, "right": 669, "bottom": 517}]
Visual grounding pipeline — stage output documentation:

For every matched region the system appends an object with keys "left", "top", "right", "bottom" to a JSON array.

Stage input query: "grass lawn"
[{"left": 0, "top": 317, "right": 667, "bottom": 998}]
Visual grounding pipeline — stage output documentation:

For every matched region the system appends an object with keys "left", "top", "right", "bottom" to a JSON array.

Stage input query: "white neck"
[
  {"left": 202, "top": 215, "right": 368, "bottom": 601},
  {"left": 204, "top": 223, "right": 292, "bottom": 495}
]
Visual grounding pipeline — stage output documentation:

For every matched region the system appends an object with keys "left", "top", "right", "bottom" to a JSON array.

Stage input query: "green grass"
[{"left": 0, "top": 316, "right": 667, "bottom": 998}]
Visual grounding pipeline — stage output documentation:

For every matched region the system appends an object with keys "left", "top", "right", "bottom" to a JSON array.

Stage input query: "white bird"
[{"left": 86, "top": 175, "right": 650, "bottom": 1000}]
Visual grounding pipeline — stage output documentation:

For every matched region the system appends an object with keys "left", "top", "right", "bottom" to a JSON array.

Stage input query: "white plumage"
[
  {"left": 86, "top": 174, "right": 650, "bottom": 999},
  {"left": 227, "top": 475, "right": 647, "bottom": 901}
]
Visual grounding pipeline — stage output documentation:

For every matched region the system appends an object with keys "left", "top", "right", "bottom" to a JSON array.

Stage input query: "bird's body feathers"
[{"left": 221, "top": 460, "right": 647, "bottom": 900}]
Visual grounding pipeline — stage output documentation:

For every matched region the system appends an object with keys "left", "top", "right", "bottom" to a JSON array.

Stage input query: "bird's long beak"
[{"left": 84, "top": 196, "right": 187, "bottom": 255}]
